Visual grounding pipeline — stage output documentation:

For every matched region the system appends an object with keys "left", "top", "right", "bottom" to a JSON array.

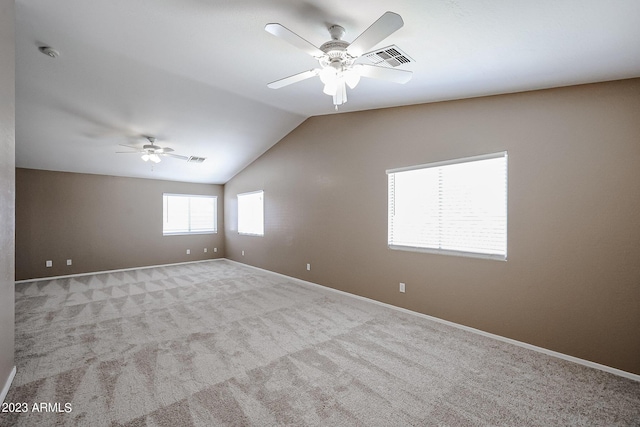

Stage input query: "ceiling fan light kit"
[
  {"left": 142, "top": 153, "right": 161, "bottom": 163},
  {"left": 265, "top": 11, "right": 413, "bottom": 109}
]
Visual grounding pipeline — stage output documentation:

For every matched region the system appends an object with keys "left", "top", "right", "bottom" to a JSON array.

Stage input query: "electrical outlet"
[
  {"left": 204, "top": 248, "right": 208, "bottom": 253},
  {"left": 399, "top": 282, "right": 406, "bottom": 293},
  {"left": 46, "top": 260, "right": 52, "bottom": 268},
  {"left": 242, "top": 250, "right": 245, "bottom": 256},
  {"left": 67, "top": 259, "right": 72, "bottom": 266},
  {"left": 186, "top": 249, "right": 191, "bottom": 255},
  {"left": 306, "top": 263, "right": 311, "bottom": 271},
  {"left": 214, "top": 248, "right": 217, "bottom": 253}
]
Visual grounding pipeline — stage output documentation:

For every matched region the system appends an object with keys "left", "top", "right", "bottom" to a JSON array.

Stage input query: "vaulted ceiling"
[{"left": 15, "top": 0, "right": 640, "bottom": 184}]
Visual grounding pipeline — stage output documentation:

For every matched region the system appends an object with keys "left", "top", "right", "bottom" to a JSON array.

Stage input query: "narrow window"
[
  {"left": 163, "top": 194, "right": 217, "bottom": 235},
  {"left": 387, "top": 152, "right": 507, "bottom": 260},
  {"left": 238, "top": 190, "right": 264, "bottom": 236}
]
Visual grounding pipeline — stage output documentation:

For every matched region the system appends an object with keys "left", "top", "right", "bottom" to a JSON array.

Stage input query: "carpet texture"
[{"left": 2, "top": 260, "right": 639, "bottom": 426}]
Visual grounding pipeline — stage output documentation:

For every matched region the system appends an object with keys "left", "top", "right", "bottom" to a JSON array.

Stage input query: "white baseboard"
[
  {"left": 14, "top": 258, "right": 225, "bottom": 284},
  {"left": 1, "top": 366, "right": 16, "bottom": 404},
  {"left": 227, "top": 259, "right": 640, "bottom": 383}
]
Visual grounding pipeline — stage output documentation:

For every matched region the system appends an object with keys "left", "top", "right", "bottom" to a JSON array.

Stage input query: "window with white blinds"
[
  {"left": 238, "top": 190, "right": 264, "bottom": 236},
  {"left": 387, "top": 152, "right": 507, "bottom": 260},
  {"left": 163, "top": 194, "right": 217, "bottom": 235}
]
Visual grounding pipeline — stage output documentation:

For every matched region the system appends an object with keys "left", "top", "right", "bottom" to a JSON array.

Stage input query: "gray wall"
[
  {"left": 0, "top": 0, "right": 15, "bottom": 399},
  {"left": 224, "top": 79, "right": 640, "bottom": 375},
  {"left": 15, "top": 169, "right": 225, "bottom": 280}
]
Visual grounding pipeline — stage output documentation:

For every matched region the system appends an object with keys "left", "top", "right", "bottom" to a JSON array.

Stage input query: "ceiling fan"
[
  {"left": 116, "top": 136, "right": 206, "bottom": 163},
  {"left": 265, "top": 11, "right": 413, "bottom": 109}
]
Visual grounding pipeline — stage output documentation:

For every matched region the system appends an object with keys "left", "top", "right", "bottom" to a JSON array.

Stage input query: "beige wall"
[
  {"left": 225, "top": 79, "right": 640, "bottom": 375},
  {"left": 15, "top": 169, "right": 225, "bottom": 280},
  {"left": 0, "top": 0, "right": 15, "bottom": 397}
]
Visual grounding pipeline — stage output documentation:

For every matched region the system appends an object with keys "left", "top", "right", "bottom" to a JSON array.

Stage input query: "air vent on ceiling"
[
  {"left": 187, "top": 156, "right": 206, "bottom": 163},
  {"left": 363, "top": 45, "right": 414, "bottom": 68}
]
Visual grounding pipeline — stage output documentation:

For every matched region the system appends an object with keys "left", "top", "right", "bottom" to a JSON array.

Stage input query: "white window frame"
[
  {"left": 163, "top": 193, "right": 217, "bottom": 236},
  {"left": 387, "top": 152, "right": 507, "bottom": 261},
  {"left": 237, "top": 190, "right": 264, "bottom": 236}
]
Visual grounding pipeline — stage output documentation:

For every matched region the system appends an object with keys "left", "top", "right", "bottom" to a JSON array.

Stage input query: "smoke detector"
[{"left": 38, "top": 46, "right": 60, "bottom": 58}]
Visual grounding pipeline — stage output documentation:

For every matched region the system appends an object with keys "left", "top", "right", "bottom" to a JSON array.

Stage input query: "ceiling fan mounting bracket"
[{"left": 328, "top": 25, "right": 345, "bottom": 40}]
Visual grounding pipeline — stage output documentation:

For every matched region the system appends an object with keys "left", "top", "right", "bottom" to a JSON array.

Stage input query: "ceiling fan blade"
[
  {"left": 115, "top": 151, "right": 141, "bottom": 154},
  {"left": 119, "top": 143, "right": 142, "bottom": 151},
  {"left": 163, "top": 153, "right": 189, "bottom": 161},
  {"left": 161, "top": 147, "right": 174, "bottom": 153},
  {"left": 347, "top": 12, "right": 404, "bottom": 57},
  {"left": 265, "top": 23, "right": 325, "bottom": 58},
  {"left": 356, "top": 64, "right": 412, "bottom": 84},
  {"left": 267, "top": 69, "right": 319, "bottom": 89}
]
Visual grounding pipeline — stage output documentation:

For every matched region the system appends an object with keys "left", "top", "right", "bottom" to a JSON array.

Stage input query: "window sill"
[{"left": 388, "top": 244, "right": 506, "bottom": 261}]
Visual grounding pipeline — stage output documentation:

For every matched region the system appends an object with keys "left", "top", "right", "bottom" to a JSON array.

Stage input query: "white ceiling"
[{"left": 15, "top": 0, "right": 640, "bottom": 184}]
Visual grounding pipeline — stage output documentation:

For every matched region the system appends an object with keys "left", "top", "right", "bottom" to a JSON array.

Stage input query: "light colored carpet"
[{"left": 2, "top": 260, "right": 639, "bottom": 426}]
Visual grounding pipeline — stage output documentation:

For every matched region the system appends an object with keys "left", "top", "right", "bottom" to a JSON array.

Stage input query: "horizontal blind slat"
[
  {"left": 238, "top": 191, "right": 264, "bottom": 236},
  {"left": 388, "top": 153, "right": 507, "bottom": 259},
  {"left": 163, "top": 194, "right": 217, "bottom": 234}
]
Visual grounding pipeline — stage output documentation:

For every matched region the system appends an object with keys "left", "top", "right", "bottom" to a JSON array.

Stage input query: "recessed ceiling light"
[{"left": 38, "top": 46, "right": 60, "bottom": 58}]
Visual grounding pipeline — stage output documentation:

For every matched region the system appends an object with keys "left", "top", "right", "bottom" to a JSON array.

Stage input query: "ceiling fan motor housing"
[
  {"left": 142, "top": 144, "right": 161, "bottom": 152},
  {"left": 319, "top": 40, "right": 354, "bottom": 70},
  {"left": 142, "top": 137, "right": 161, "bottom": 152},
  {"left": 320, "top": 40, "right": 349, "bottom": 57}
]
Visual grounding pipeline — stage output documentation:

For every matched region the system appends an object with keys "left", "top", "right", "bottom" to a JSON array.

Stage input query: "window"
[
  {"left": 163, "top": 194, "right": 217, "bottom": 235},
  {"left": 387, "top": 152, "right": 507, "bottom": 260},
  {"left": 238, "top": 190, "right": 264, "bottom": 236}
]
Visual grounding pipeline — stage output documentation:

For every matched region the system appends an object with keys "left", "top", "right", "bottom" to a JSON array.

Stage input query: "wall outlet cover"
[{"left": 399, "top": 282, "right": 406, "bottom": 293}]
